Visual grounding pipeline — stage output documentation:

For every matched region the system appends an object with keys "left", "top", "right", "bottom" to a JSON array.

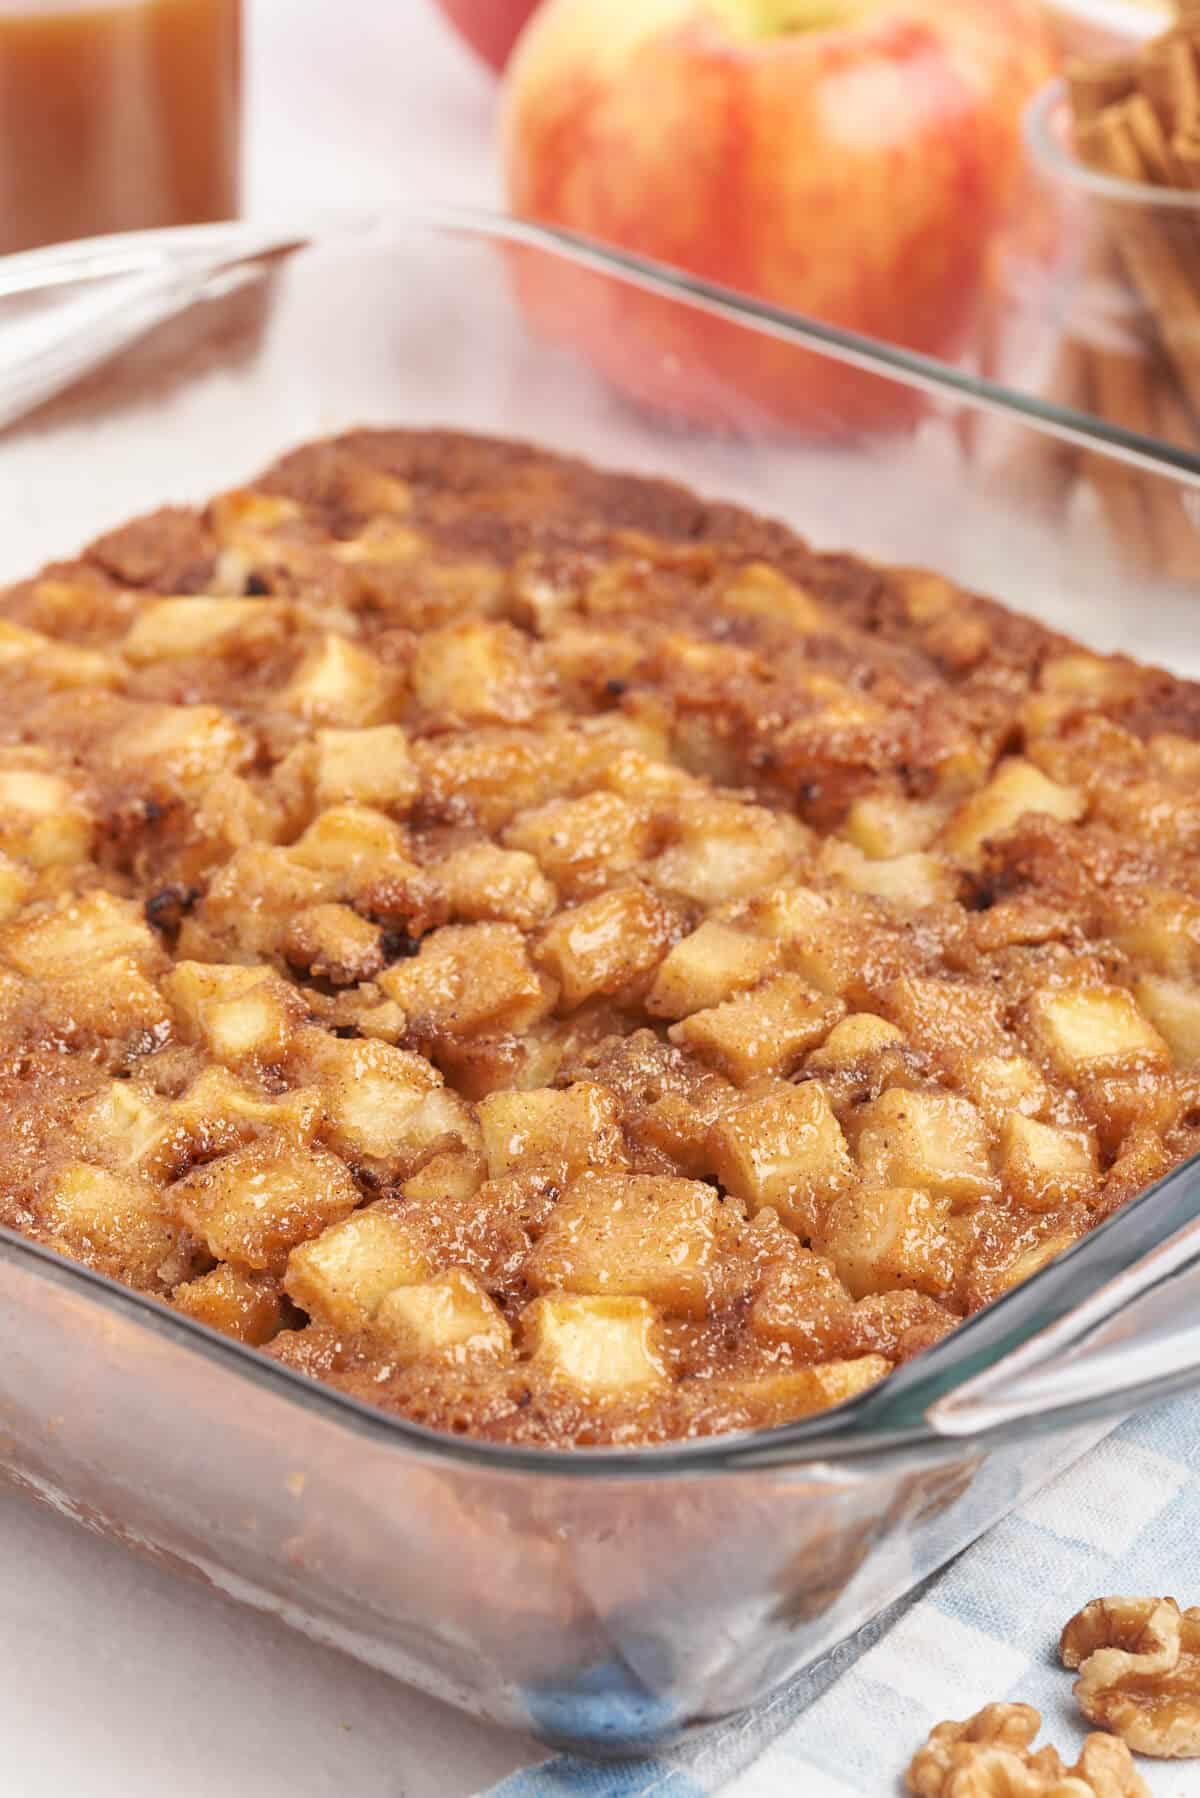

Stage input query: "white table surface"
[{"left": 0, "top": 6, "right": 540, "bottom": 1794}]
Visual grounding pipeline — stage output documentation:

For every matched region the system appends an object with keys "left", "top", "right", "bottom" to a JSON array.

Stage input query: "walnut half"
[
  {"left": 1061, "top": 1595, "right": 1200, "bottom": 1759},
  {"left": 906, "top": 1702, "right": 1149, "bottom": 1797}
]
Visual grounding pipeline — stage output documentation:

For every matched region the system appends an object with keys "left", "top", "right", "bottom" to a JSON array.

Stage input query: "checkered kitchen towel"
[{"left": 482, "top": 1398, "right": 1200, "bottom": 1798}]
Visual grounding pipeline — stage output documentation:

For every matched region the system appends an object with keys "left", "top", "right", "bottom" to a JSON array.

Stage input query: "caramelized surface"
[{"left": 2, "top": 429, "right": 1199, "bottom": 1448}]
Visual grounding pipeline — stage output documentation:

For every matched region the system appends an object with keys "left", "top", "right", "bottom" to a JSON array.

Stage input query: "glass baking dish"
[{"left": 2, "top": 213, "right": 1200, "bottom": 1758}]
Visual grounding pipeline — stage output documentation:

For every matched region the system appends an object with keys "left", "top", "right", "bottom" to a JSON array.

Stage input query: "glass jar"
[{"left": 0, "top": 0, "right": 241, "bottom": 256}]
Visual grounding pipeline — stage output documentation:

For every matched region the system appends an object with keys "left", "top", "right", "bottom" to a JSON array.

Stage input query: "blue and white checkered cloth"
[{"left": 481, "top": 1398, "right": 1200, "bottom": 1798}]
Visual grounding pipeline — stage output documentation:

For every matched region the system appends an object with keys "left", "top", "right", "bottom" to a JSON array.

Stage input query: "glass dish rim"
[
  {"left": 3, "top": 207, "right": 1200, "bottom": 493},
  {"left": 1025, "top": 74, "right": 1200, "bottom": 211},
  {"left": 3, "top": 208, "right": 1200, "bottom": 1480}
]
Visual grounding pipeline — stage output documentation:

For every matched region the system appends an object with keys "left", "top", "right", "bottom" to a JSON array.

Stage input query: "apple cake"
[{"left": 1, "top": 428, "right": 1197, "bottom": 1449}]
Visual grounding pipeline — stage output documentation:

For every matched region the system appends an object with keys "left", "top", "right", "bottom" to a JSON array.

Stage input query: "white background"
[{"left": 0, "top": 5, "right": 540, "bottom": 1794}]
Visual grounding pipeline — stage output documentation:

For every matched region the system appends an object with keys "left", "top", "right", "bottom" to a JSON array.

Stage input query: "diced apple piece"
[
  {"left": 746, "top": 1239, "right": 850, "bottom": 1350},
  {"left": 841, "top": 794, "right": 943, "bottom": 859},
  {"left": 896, "top": 568, "right": 956, "bottom": 621},
  {"left": 290, "top": 1028, "right": 442, "bottom": 1163},
  {"left": 646, "top": 919, "right": 781, "bottom": 1021},
  {"left": 709, "top": 1081, "right": 854, "bottom": 1235},
  {"left": 191, "top": 845, "right": 334, "bottom": 958},
  {"left": 2, "top": 891, "right": 169, "bottom": 1038},
  {"left": 0, "top": 768, "right": 92, "bottom": 867},
  {"left": 1000, "top": 1113, "right": 1098, "bottom": 1212},
  {"left": 2, "top": 890, "right": 166, "bottom": 1041},
  {"left": 374, "top": 1267, "right": 512, "bottom": 1360},
  {"left": 388, "top": 1085, "right": 483, "bottom": 1167},
  {"left": 960, "top": 1052, "right": 1050, "bottom": 1130},
  {"left": 477, "top": 1082, "right": 625, "bottom": 1180},
  {"left": 942, "top": 758, "right": 1084, "bottom": 861},
  {"left": 201, "top": 984, "right": 297, "bottom": 1065},
  {"left": 670, "top": 975, "right": 844, "bottom": 1084},
  {"left": 171, "top": 1067, "right": 322, "bottom": 1158},
  {"left": 1134, "top": 974, "right": 1200, "bottom": 1067},
  {"left": 788, "top": 667, "right": 880, "bottom": 727},
  {"left": 418, "top": 713, "right": 653, "bottom": 829},
  {"left": 401, "top": 1145, "right": 486, "bottom": 1206},
  {"left": 0, "top": 853, "right": 33, "bottom": 923},
  {"left": 504, "top": 790, "right": 654, "bottom": 897},
  {"left": 525, "top": 1171, "right": 729, "bottom": 1319},
  {"left": 123, "top": 596, "right": 282, "bottom": 663},
  {"left": 332, "top": 521, "right": 423, "bottom": 565},
  {"left": 1040, "top": 652, "right": 1134, "bottom": 697},
  {"left": 721, "top": 560, "right": 828, "bottom": 630},
  {"left": 173, "top": 1139, "right": 359, "bottom": 1274},
  {"left": 807, "top": 1013, "right": 906, "bottom": 1070},
  {"left": 1149, "top": 732, "right": 1200, "bottom": 781},
  {"left": 5, "top": 889, "right": 160, "bottom": 975},
  {"left": 1028, "top": 985, "right": 1169, "bottom": 1075},
  {"left": 172, "top": 1265, "right": 284, "bottom": 1344},
  {"left": 1113, "top": 889, "right": 1200, "bottom": 978},
  {"left": 41, "top": 1161, "right": 181, "bottom": 1283},
  {"left": 885, "top": 975, "right": 1006, "bottom": 1066},
  {"left": 284, "top": 1203, "right": 433, "bottom": 1331},
  {"left": 521, "top": 1294, "right": 667, "bottom": 1394},
  {"left": 0, "top": 619, "right": 62, "bottom": 664},
  {"left": 601, "top": 747, "right": 699, "bottom": 806},
  {"left": 716, "top": 1356, "right": 890, "bottom": 1421},
  {"left": 7, "top": 942, "right": 169, "bottom": 1040},
  {"left": 290, "top": 804, "right": 413, "bottom": 877},
  {"left": 434, "top": 842, "right": 557, "bottom": 929},
  {"left": 164, "top": 961, "right": 301, "bottom": 1065},
  {"left": 313, "top": 724, "right": 419, "bottom": 813},
  {"left": 821, "top": 841, "right": 955, "bottom": 908},
  {"left": 0, "top": 619, "right": 119, "bottom": 689},
  {"left": 380, "top": 922, "right": 556, "bottom": 1034},
  {"left": 412, "top": 620, "right": 543, "bottom": 723},
  {"left": 652, "top": 797, "right": 804, "bottom": 905},
  {"left": 283, "top": 903, "right": 383, "bottom": 986},
  {"left": 76, "top": 1081, "right": 177, "bottom": 1179},
  {"left": 823, "top": 1186, "right": 955, "bottom": 1299},
  {"left": 740, "top": 883, "right": 884, "bottom": 998},
  {"left": 854, "top": 1088, "right": 993, "bottom": 1206},
  {"left": 109, "top": 703, "right": 249, "bottom": 790},
  {"left": 208, "top": 486, "right": 301, "bottom": 540},
  {"left": 350, "top": 996, "right": 407, "bottom": 1043},
  {"left": 535, "top": 884, "right": 674, "bottom": 1008},
  {"left": 283, "top": 633, "right": 395, "bottom": 726},
  {"left": 969, "top": 1222, "right": 1084, "bottom": 1307}
]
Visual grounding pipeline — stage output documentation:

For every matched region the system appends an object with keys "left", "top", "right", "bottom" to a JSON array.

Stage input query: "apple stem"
[{"left": 716, "top": 0, "right": 855, "bottom": 34}]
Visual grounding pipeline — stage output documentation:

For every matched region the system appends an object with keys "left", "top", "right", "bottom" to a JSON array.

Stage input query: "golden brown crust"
[{"left": 1, "top": 427, "right": 1199, "bottom": 1448}]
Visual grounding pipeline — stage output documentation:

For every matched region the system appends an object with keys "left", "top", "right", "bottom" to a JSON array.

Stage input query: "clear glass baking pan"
[{"left": 3, "top": 212, "right": 1200, "bottom": 1758}]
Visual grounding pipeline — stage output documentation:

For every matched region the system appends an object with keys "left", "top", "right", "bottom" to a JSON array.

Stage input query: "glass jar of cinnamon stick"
[
  {"left": 1010, "top": 12, "right": 1200, "bottom": 585},
  {"left": 0, "top": 0, "right": 241, "bottom": 257}
]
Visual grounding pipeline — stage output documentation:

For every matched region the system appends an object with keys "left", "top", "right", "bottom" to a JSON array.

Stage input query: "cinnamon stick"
[
  {"left": 1173, "top": 129, "right": 1200, "bottom": 188},
  {"left": 1076, "top": 103, "right": 1200, "bottom": 417},
  {"left": 1066, "top": 56, "right": 1136, "bottom": 125},
  {"left": 1041, "top": 13, "right": 1200, "bottom": 581}
]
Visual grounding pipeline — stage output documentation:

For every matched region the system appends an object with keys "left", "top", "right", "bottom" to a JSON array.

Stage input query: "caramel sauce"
[{"left": 0, "top": 0, "right": 240, "bottom": 255}]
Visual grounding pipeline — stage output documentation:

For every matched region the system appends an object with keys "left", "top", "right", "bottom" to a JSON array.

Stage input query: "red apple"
[
  {"left": 502, "top": 0, "right": 1055, "bottom": 435},
  {"left": 434, "top": 0, "right": 541, "bottom": 73}
]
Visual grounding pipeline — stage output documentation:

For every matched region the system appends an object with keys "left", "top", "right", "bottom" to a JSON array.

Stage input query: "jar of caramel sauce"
[{"left": 0, "top": 0, "right": 241, "bottom": 255}]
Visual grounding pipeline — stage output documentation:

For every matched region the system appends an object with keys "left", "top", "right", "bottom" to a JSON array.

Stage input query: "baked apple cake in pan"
[{"left": 2, "top": 428, "right": 1197, "bottom": 1450}]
